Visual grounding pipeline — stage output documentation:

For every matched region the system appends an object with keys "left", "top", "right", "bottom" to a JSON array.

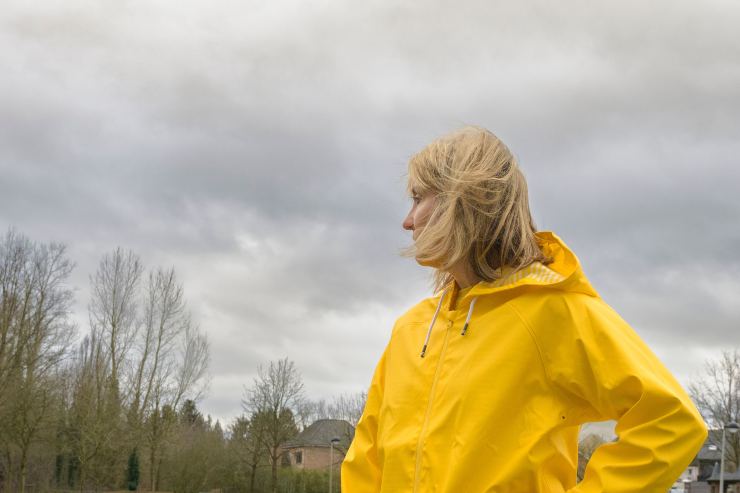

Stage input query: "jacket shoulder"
[{"left": 507, "top": 289, "right": 627, "bottom": 341}]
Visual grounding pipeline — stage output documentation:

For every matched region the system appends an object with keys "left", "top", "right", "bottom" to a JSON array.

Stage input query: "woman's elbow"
[{"left": 675, "top": 398, "right": 708, "bottom": 458}]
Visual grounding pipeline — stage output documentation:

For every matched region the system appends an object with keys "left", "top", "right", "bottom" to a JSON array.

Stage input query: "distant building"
[
  {"left": 693, "top": 431, "right": 724, "bottom": 480},
  {"left": 281, "top": 419, "right": 354, "bottom": 470},
  {"left": 682, "top": 429, "right": 738, "bottom": 493},
  {"left": 706, "top": 462, "right": 740, "bottom": 493},
  {"left": 670, "top": 464, "right": 700, "bottom": 492}
]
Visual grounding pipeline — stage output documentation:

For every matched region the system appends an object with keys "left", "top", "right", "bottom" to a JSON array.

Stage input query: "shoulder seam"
[
  {"left": 506, "top": 300, "right": 585, "bottom": 412},
  {"left": 504, "top": 301, "right": 556, "bottom": 391},
  {"left": 507, "top": 296, "right": 607, "bottom": 417}
]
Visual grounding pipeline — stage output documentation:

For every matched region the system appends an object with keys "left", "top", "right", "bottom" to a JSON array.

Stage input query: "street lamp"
[
  {"left": 329, "top": 437, "right": 340, "bottom": 493},
  {"left": 720, "top": 421, "right": 739, "bottom": 493}
]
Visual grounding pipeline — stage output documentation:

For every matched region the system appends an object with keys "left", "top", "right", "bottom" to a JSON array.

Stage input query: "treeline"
[
  {"left": 232, "top": 358, "right": 365, "bottom": 493},
  {"left": 0, "top": 229, "right": 365, "bottom": 493}
]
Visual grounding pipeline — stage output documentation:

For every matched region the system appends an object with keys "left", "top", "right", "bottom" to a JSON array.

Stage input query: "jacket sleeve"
[
  {"left": 526, "top": 294, "right": 707, "bottom": 493},
  {"left": 341, "top": 344, "right": 388, "bottom": 492}
]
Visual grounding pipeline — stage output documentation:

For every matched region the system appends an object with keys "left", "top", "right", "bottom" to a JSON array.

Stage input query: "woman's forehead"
[{"left": 406, "top": 176, "right": 423, "bottom": 194}]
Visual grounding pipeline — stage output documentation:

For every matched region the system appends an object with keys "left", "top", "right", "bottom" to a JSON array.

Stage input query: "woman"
[{"left": 341, "top": 127, "right": 707, "bottom": 492}]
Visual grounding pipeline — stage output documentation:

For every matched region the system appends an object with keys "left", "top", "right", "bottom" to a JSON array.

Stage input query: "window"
[
  {"left": 281, "top": 453, "right": 291, "bottom": 467},
  {"left": 295, "top": 451, "right": 303, "bottom": 464}
]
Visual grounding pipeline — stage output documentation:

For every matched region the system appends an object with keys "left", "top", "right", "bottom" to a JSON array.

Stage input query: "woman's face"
[{"left": 402, "top": 188, "right": 436, "bottom": 241}]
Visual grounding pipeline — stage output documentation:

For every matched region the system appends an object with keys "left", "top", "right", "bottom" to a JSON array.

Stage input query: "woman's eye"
[{"left": 412, "top": 196, "right": 421, "bottom": 204}]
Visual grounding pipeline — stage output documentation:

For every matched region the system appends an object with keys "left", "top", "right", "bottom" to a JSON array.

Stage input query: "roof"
[
  {"left": 707, "top": 462, "right": 740, "bottom": 482},
  {"left": 694, "top": 429, "right": 736, "bottom": 463},
  {"left": 282, "top": 419, "right": 354, "bottom": 451},
  {"left": 696, "top": 441, "right": 722, "bottom": 462}
]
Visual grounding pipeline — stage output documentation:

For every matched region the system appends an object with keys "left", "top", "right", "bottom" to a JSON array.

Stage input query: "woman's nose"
[{"left": 402, "top": 212, "right": 414, "bottom": 231}]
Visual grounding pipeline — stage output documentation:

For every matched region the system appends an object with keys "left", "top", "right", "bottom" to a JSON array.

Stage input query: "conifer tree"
[{"left": 126, "top": 448, "right": 140, "bottom": 491}]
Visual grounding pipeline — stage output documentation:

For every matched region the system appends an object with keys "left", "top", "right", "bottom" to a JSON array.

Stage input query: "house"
[
  {"left": 281, "top": 419, "right": 354, "bottom": 470},
  {"left": 705, "top": 462, "right": 740, "bottom": 493},
  {"left": 683, "top": 430, "right": 738, "bottom": 493},
  {"left": 670, "top": 464, "right": 700, "bottom": 492},
  {"left": 693, "top": 431, "right": 724, "bottom": 480}
]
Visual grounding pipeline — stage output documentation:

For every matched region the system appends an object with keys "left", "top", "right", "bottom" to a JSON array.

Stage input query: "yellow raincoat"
[{"left": 342, "top": 232, "right": 707, "bottom": 492}]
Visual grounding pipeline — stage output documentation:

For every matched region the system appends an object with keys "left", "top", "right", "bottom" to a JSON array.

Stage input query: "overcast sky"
[{"left": 1, "top": 0, "right": 739, "bottom": 428}]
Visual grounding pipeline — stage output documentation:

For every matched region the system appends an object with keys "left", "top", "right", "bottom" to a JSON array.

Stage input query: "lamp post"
[
  {"left": 329, "top": 437, "right": 340, "bottom": 493},
  {"left": 720, "top": 421, "right": 739, "bottom": 493}
]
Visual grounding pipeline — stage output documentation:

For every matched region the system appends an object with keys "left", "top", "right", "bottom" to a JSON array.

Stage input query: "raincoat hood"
[
  {"left": 453, "top": 231, "right": 598, "bottom": 300},
  {"left": 419, "top": 232, "right": 595, "bottom": 358},
  {"left": 342, "top": 232, "right": 707, "bottom": 493}
]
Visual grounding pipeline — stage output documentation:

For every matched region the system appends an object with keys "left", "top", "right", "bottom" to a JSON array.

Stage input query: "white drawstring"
[
  {"left": 420, "top": 291, "right": 479, "bottom": 357},
  {"left": 420, "top": 288, "right": 448, "bottom": 358},
  {"left": 461, "top": 296, "right": 478, "bottom": 335}
]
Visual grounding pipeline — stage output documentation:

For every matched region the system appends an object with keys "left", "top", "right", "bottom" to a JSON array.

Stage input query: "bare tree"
[
  {"left": 67, "top": 332, "right": 121, "bottom": 491},
  {"left": 294, "top": 391, "right": 365, "bottom": 449},
  {"left": 125, "top": 267, "right": 209, "bottom": 491},
  {"left": 0, "top": 230, "right": 75, "bottom": 493},
  {"left": 80, "top": 247, "right": 143, "bottom": 489},
  {"left": 294, "top": 397, "right": 326, "bottom": 431},
  {"left": 298, "top": 392, "right": 367, "bottom": 429},
  {"left": 328, "top": 391, "right": 367, "bottom": 428},
  {"left": 689, "top": 349, "right": 740, "bottom": 472},
  {"left": 79, "top": 254, "right": 211, "bottom": 491},
  {"left": 0, "top": 234, "right": 216, "bottom": 491},
  {"left": 243, "top": 358, "right": 303, "bottom": 493},
  {"left": 128, "top": 268, "right": 181, "bottom": 428},
  {"left": 89, "top": 248, "right": 142, "bottom": 403}
]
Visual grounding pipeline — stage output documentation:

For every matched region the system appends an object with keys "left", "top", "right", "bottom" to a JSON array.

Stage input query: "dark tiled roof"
[
  {"left": 282, "top": 419, "right": 354, "bottom": 452},
  {"left": 696, "top": 441, "right": 722, "bottom": 462},
  {"left": 694, "top": 428, "right": 740, "bottom": 463},
  {"left": 707, "top": 461, "right": 740, "bottom": 482},
  {"left": 709, "top": 472, "right": 740, "bottom": 481}
]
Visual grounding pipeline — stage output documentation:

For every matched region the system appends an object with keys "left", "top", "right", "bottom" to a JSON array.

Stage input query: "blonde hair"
[{"left": 405, "top": 126, "right": 549, "bottom": 291}]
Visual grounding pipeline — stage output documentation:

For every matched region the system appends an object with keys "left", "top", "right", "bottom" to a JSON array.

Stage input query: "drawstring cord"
[
  {"left": 461, "top": 296, "right": 478, "bottom": 335},
  {"left": 419, "top": 291, "right": 479, "bottom": 357},
  {"left": 420, "top": 288, "right": 448, "bottom": 358}
]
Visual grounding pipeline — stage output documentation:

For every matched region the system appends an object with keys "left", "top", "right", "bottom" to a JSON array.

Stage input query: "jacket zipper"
[{"left": 413, "top": 318, "right": 454, "bottom": 493}]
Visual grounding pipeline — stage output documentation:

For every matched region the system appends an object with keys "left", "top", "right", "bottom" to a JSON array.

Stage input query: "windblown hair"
[{"left": 405, "top": 126, "right": 549, "bottom": 291}]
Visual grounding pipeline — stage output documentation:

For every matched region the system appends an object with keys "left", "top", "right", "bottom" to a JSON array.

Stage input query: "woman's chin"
[{"left": 415, "top": 256, "right": 440, "bottom": 268}]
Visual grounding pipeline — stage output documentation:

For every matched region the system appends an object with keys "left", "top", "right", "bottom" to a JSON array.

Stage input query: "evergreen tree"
[{"left": 126, "top": 448, "right": 140, "bottom": 491}]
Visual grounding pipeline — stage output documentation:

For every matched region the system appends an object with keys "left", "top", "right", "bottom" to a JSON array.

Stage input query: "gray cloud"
[{"left": 1, "top": 0, "right": 739, "bottom": 423}]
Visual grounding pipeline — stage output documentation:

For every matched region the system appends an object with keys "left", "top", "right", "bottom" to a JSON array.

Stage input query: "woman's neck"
[{"left": 448, "top": 259, "right": 482, "bottom": 289}]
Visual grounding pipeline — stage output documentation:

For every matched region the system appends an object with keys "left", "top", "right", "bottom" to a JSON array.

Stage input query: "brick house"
[
  {"left": 693, "top": 431, "right": 724, "bottom": 480},
  {"left": 706, "top": 462, "right": 740, "bottom": 493},
  {"left": 679, "top": 430, "right": 737, "bottom": 493},
  {"left": 281, "top": 419, "right": 354, "bottom": 470}
]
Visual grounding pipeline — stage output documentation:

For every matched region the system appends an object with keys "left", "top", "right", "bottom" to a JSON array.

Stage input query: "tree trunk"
[
  {"left": 249, "top": 463, "right": 257, "bottom": 493},
  {"left": 155, "top": 456, "right": 163, "bottom": 491},
  {"left": 271, "top": 446, "right": 278, "bottom": 493},
  {"left": 4, "top": 451, "right": 13, "bottom": 493},
  {"left": 78, "top": 462, "right": 85, "bottom": 493},
  {"left": 18, "top": 449, "right": 27, "bottom": 493},
  {"left": 149, "top": 444, "right": 157, "bottom": 492}
]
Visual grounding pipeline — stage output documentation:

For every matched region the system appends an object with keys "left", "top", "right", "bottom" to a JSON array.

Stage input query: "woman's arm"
[
  {"left": 519, "top": 294, "right": 708, "bottom": 493},
  {"left": 341, "top": 345, "right": 388, "bottom": 492}
]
